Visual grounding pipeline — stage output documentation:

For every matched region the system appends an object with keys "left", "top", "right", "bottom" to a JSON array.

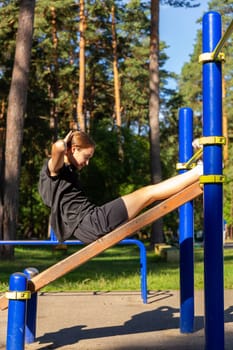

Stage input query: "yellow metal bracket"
[
  {"left": 199, "top": 136, "right": 226, "bottom": 145},
  {"left": 199, "top": 52, "right": 225, "bottom": 63},
  {"left": 200, "top": 175, "right": 225, "bottom": 184},
  {"left": 5, "top": 291, "right": 31, "bottom": 300},
  {"left": 199, "top": 19, "right": 233, "bottom": 63},
  {"left": 176, "top": 148, "right": 203, "bottom": 171},
  {"left": 176, "top": 163, "right": 194, "bottom": 171}
]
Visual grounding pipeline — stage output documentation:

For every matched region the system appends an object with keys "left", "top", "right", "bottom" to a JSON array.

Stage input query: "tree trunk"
[
  {"left": 50, "top": 6, "right": 59, "bottom": 142},
  {"left": 77, "top": 0, "right": 86, "bottom": 132},
  {"left": 1, "top": 0, "right": 35, "bottom": 259},
  {"left": 149, "top": 0, "right": 163, "bottom": 246},
  {"left": 0, "top": 126, "right": 5, "bottom": 244},
  {"left": 111, "top": 5, "right": 121, "bottom": 128},
  {"left": 111, "top": 5, "right": 123, "bottom": 160}
]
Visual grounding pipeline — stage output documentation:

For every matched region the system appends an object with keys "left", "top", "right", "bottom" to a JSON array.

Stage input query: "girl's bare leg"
[{"left": 122, "top": 165, "right": 202, "bottom": 220}]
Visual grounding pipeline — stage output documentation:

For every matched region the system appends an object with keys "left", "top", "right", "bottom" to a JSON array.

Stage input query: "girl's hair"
[{"left": 70, "top": 131, "right": 95, "bottom": 149}]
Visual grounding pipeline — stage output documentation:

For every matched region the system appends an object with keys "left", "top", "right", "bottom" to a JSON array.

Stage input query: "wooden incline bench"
[{"left": 0, "top": 181, "right": 202, "bottom": 310}]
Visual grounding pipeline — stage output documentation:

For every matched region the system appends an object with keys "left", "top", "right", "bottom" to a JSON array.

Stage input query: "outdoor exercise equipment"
[
  {"left": 178, "top": 107, "right": 195, "bottom": 333},
  {"left": 0, "top": 181, "right": 202, "bottom": 312},
  {"left": 23, "top": 267, "right": 39, "bottom": 344},
  {"left": 199, "top": 11, "right": 225, "bottom": 350},
  {"left": 6, "top": 273, "right": 29, "bottom": 350},
  {"left": 0, "top": 236, "right": 147, "bottom": 304}
]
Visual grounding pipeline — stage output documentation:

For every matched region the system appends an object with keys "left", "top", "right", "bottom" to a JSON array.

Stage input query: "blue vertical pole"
[
  {"left": 6, "top": 273, "right": 28, "bottom": 350},
  {"left": 178, "top": 107, "right": 194, "bottom": 333},
  {"left": 202, "top": 11, "right": 224, "bottom": 349},
  {"left": 24, "top": 267, "right": 39, "bottom": 344},
  {"left": 139, "top": 241, "right": 147, "bottom": 304}
]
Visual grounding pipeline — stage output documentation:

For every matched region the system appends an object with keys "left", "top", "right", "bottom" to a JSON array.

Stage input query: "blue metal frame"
[
  {"left": 178, "top": 107, "right": 194, "bottom": 333},
  {"left": 0, "top": 236, "right": 147, "bottom": 304},
  {"left": 6, "top": 273, "right": 28, "bottom": 350},
  {"left": 24, "top": 268, "right": 39, "bottom": 344},
  {"left": 202, "top": 11, "right": 224, "bottom": 350}
]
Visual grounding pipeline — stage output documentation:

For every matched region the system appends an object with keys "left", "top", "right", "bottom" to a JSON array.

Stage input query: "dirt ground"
[{"left": 1, "top": 290, "right": 233, "bottom": 349}]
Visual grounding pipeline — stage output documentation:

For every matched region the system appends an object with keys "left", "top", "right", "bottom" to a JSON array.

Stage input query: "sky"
[{"left": 160, "top": 0, "right": 210, "bottom": 75}]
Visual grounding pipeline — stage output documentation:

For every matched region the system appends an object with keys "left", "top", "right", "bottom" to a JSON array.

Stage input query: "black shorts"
[{"left": 73, "top": 197, "right": 128, "bottom": 244}]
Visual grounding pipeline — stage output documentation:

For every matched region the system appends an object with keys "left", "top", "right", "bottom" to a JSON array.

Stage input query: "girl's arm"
[{"left": 48, "top": 131, "right": 73, "bottom": 176}]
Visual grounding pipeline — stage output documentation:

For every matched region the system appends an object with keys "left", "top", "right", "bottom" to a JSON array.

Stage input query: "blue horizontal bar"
[
  {"left": 0, "top": 238, "right": 141, "bottom": 246},
  {"left": 0, "top": 238, "right": 147, "bottom": 304}
]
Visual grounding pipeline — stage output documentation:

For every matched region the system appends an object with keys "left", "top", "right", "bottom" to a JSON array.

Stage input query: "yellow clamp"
[
  {"left": 176, "top": 148, "right": 203, "bottom": 171},
  {"left": 199, "top": 136, "right": 226, "bottom": 145},
  {"left": 199, "top": 52, "right": 225, "bottom": 63},
  {"left": 5, "top": 291, "right": 31, "bottom": 300},
  {"left": 176, "top": 162, "right": 195, "bottom": 171},
  {"left": 199, "top": 175, "right": 225, "bottom": 184}
]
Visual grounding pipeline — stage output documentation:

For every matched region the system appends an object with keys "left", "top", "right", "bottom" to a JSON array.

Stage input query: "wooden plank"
[{"left": 0, "top": 181, "right": 202, "bottom": 310}]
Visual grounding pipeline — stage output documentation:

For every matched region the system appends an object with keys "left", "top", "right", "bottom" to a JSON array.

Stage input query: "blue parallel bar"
[
  {"left": 0, "top": 237, "right": 147, "bottom": 304},
  {"left": 178, "top": 107, "right": 194, "bottom": 333},
  {"left": 6, "top": 273, "right": 28, "bottom": 350},
  {"left": 202, "top": 11, "right": 224, "bottom": 350},
  {"left": 118, "top": 239, "right": 147, "bottom": 304}
]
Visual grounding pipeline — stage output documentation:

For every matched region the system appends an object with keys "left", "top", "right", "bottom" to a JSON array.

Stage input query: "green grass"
[{"left": 1, "top": 245, "right": 233, "bottom": 292}]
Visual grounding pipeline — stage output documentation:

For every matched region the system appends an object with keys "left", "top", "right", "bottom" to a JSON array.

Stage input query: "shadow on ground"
[{"left": 35, "top": 303, "right": 206, "bottom": 349}]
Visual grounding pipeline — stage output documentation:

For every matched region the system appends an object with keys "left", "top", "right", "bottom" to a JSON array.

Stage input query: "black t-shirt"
[{"left": 38, "top": 160, "right": 95, "bottom": 242}]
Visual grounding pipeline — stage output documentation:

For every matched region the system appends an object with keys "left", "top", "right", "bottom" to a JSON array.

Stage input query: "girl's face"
[{"left": 70, "top": 146, "right": 95, "bottom": 171}]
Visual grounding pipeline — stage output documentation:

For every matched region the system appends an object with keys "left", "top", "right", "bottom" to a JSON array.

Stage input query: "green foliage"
[
  {"left": 161, "top": 0, "right": 200, "bottom": 7},
  {"left": 179, "top": 31, "right": 203, "bottom": 127},
  {"left": 81, "top": 123, "right": 151, "bottom": 204},
  {"left": 224, "top": 144, "right": 233, "bottom": 226}
]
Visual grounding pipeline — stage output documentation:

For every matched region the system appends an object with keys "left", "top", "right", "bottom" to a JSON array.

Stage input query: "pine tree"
[{"left": 0, "top": 0, "right": 36, "bottom": 258}]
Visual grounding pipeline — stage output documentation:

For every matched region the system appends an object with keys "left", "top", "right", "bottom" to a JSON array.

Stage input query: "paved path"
[{"left": 1, "top": 290, "right": 233, "bottom": 349}]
